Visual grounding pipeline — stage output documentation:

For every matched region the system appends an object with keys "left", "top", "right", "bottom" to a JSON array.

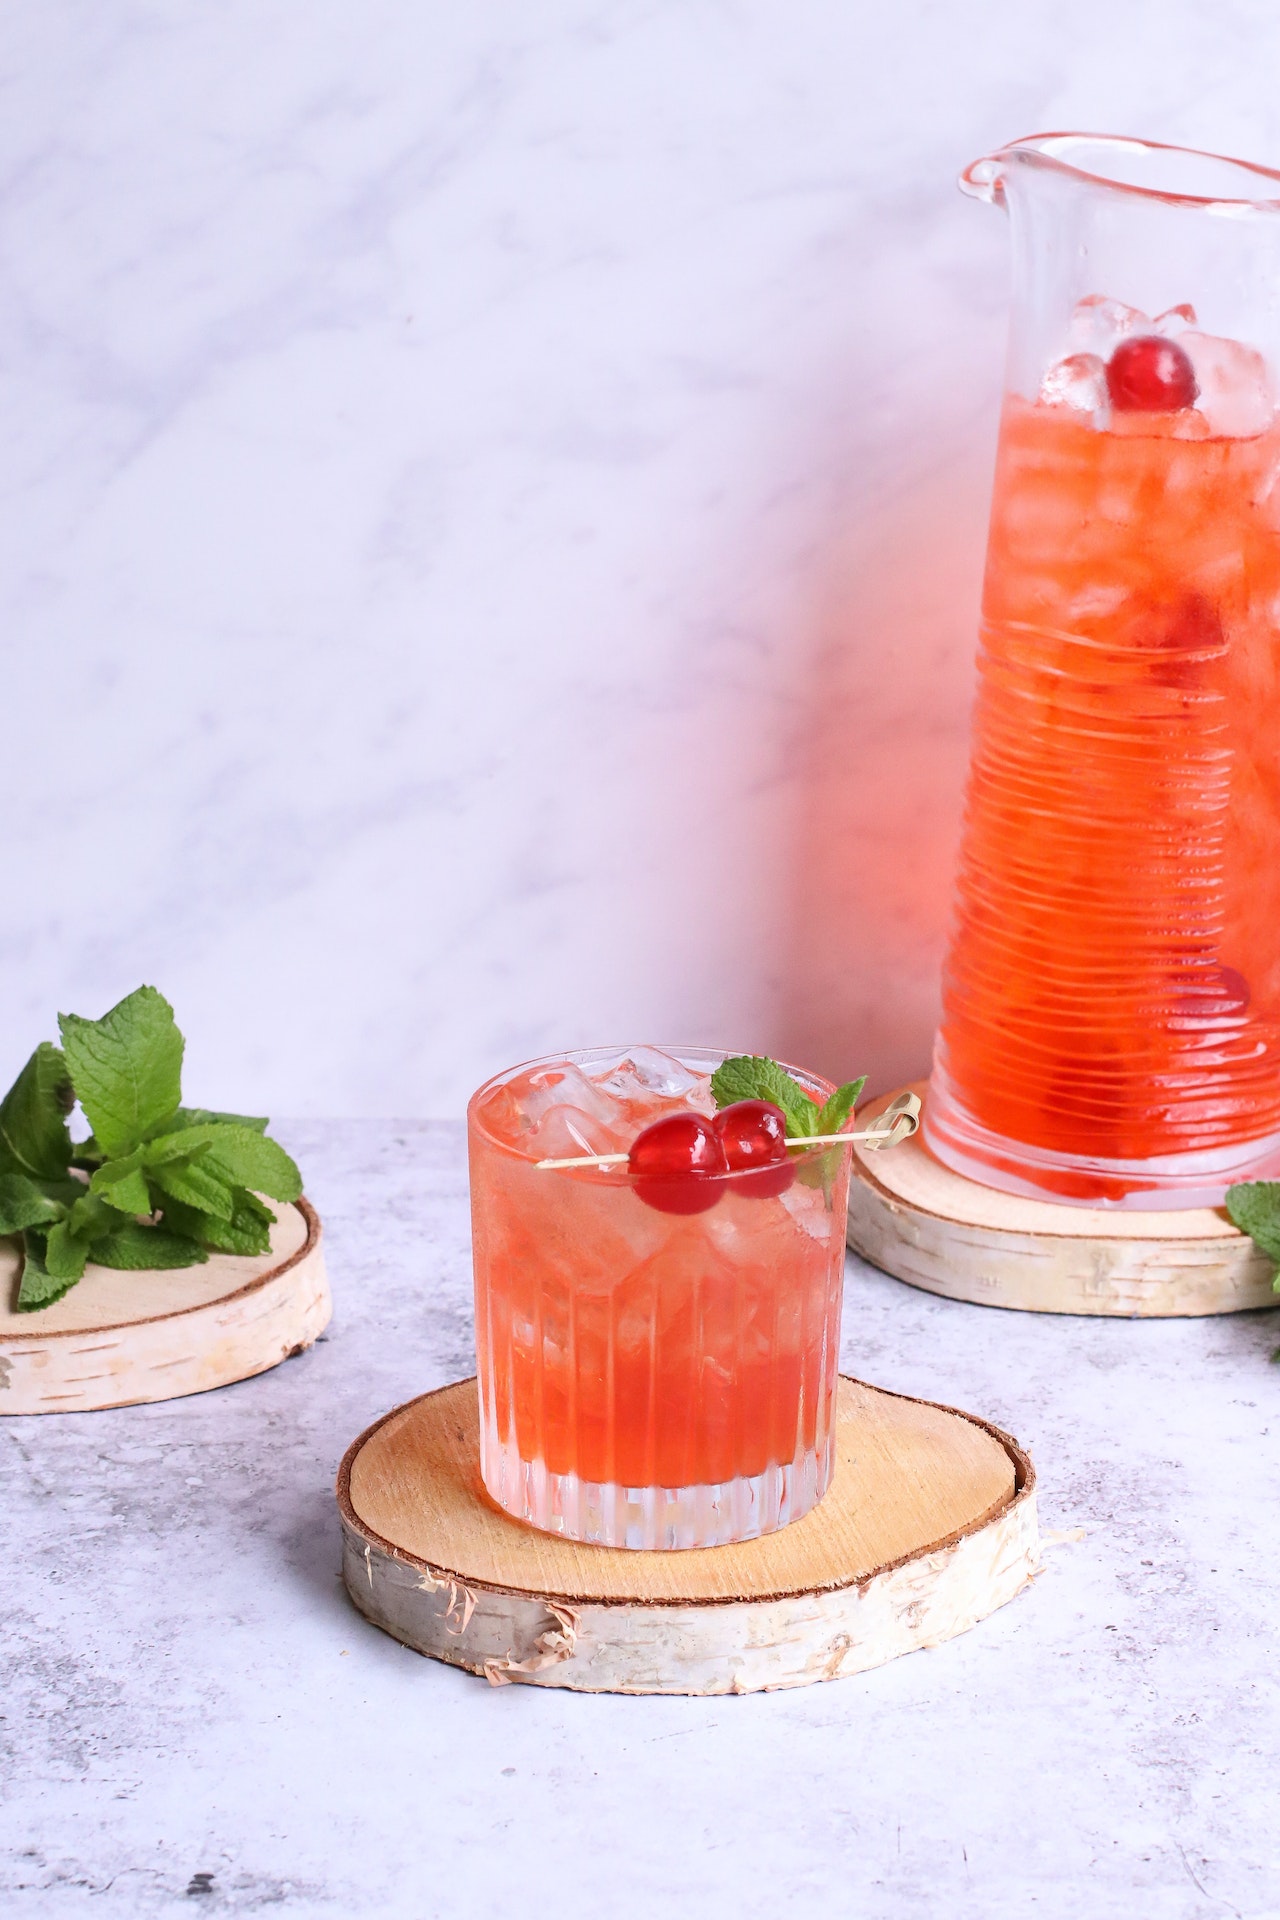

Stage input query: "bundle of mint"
[{"left": 0, "top": 987, "right": 301, "bottom": 1312}]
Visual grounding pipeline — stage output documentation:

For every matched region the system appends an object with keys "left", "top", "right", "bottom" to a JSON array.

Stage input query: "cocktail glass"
[
  {"left": 468, "top": 1045, "right": 851, "bottom": 1548},
  {"left": 928, "top": 134, "right": 1280, "bottom": 1207}
]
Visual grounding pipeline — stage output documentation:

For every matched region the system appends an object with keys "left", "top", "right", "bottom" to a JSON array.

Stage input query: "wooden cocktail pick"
[{"left": 536, "top": 1090, "right": 922, "bottom": 1171}]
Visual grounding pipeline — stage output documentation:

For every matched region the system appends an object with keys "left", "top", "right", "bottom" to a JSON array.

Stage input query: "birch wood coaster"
[
  {"left": 848, "top": 1083, "right": 1279, "bottom": 1317},
  {"left": 336, "top": 1375, "right": 1036, "bottom": 1696},
  {"left": 0, "top": 1199, "right": 330, "bottom": 1413}
]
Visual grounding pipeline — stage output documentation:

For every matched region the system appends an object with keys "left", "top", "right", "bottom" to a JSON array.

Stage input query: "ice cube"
[
  {"left": 1154, "top": 303, "right": 1197, "bottom": 336},
  {"left": 1181, "top": 330, "right": 1276, "bottom": 438},
  {"left": 520, "top": 1062, "right": 622, "bottom": 1131},
  {"left": 1068, "top": 293, "right": 1150, "bottom": 358},
  {"left": 682, "top": 1074, "right": 717, "bottom": 1117},
  {"left": 473, "top": 1082, "right": 528, "bottom": 1148},
  {"left": 781, "top": 1179, "right": 835, "bottom": 1240},
  {"left": 1039, "top": 352, "right": 1108, "bottom": 416},
  {"left": 525, "top": 1103, "right": 621, "bottom": 1161},
  {"left": 1108, "top": 407, "right": 1213, "bottom": 441},
  {"left": 591, "top": 1046, "right": 703, "bottom": 1102}
]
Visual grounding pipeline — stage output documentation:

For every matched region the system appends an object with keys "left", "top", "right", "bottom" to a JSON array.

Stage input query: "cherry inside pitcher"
[{"left": 1106, "top": 335, "right": 1198, "bottom": 412}]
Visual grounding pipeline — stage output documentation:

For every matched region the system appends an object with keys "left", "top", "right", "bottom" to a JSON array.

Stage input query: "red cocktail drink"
[{"left": 469, "top": 1046, "right": 850, "bottom": 1548}]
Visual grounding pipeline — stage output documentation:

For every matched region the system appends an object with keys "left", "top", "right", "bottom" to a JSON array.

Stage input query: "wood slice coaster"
[
  {"left": 0, "top": 1199, "right": 330, "bottom": 1413},
  {"left": 848, "top": 1083, "right": 1279, "bottom": 1317},
  {"left": 336, "top": 1375, "right": 1036, "bottom": 1696}
]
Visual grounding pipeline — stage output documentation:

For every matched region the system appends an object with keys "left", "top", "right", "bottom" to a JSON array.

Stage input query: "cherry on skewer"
[
  {"left": 712, "top": 1099, "right": 794, "bottom": 1198},
  {"left": 628, "top": 1112, "right": 729, "bottom": 1214}
]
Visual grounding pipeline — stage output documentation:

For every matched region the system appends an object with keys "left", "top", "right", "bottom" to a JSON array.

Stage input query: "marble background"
[{"left": 4, "top": 3, "right": 1280, "bottom": 1117}]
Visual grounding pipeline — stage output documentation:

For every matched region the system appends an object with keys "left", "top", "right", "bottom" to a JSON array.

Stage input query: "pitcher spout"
[{"left": 959, "top": 152, "right": 1009, "bottom": 206}]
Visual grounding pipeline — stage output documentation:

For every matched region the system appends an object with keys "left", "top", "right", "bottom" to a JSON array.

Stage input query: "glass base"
[
  {"left": 480, "top": 1414, "right": 834, "bottom": 1549},
  {"left": 925, "top": 1062, "right": 1280, "bottom": 1209}
]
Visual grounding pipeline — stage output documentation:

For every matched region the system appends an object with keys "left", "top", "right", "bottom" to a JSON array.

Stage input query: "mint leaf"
[
  {"left": 0, "top": 1043, "right": 73, "bottom": 1181},
  {"left": 0, "top": 1173, "right": 67, "bottom": 1237},
  {"left": 148, "top": 1155, "right": 235, "bottom": 1220},
  {"left": 1226, "top": 1181, "right": 1280, "bottom": 1271},
  {"left": 152, "top": 1107, "right": 268, "bottom": 1136},
  {"left": 89, "top": 1151, "right": 153, "bottom": 1217},
  {"left": 817, "top": 1077, "right": 867, "bottom": 1137},
  {"left": 65, "top": 1191, "right": 129, "bottom": 1242},
  {"left": 215, "top": 1188, "right": 276, "bottom": 1256},
  {"left": 202, "top": 1127, "right": 300, "bottom": 1200},
  {"left": 148, "top": 1124, "right": 301, "bottom": 1202},
  {"left": 92, "top": 1223, "right": 209, "bottom": 1270},
  {"left": 43, "top": 1221, "right": 90, "bottom": 1284},
  {"left": 16, "top": 1232, "right": 79, "bottom": 1310},
  {"left": 58, "top": 986, "right": 183, "bottom": 1156},
  {"left": 710, "top": 1057, "right": 820, "bottom": 1138},
  {"left": 161, "top": 1187, "right": 275, "bottom": 1256}
]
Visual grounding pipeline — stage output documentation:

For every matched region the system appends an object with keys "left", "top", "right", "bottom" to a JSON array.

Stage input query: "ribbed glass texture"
[
  {"left": 469, "top": 1049, "right": 849, "bottom": 1549},
  {"left": 928, "top": 135, "right": 1280, "bottom": 1206}
]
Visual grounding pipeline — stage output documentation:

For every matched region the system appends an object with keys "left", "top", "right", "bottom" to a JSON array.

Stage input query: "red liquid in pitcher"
[{"left": 931, "top": 327, "right": 1280, "bottom": 1201}]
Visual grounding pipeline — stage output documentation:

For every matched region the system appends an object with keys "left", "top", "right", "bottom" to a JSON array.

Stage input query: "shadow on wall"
[{"left": 777, "top": 440, "right": 995, "bottom": 1098}]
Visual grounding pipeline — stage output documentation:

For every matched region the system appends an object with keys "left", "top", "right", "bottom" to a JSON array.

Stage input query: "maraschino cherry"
[
  {"left": 1106, "top": 335, "right": 1198, "bottom": 412},
  {"left": 713, "top": 1099, "right": 794, "bottom": 1198},
  {"left": 628, "top": 1112, "right": 728, "bottom": 1214}
]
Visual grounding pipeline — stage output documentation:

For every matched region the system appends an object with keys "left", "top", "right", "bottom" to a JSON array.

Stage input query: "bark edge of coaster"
[
  {"left": 0, "top": 1199, "right": 330, "bottom": 1413},
  {"left": 336, "top": 1374, "right": 1037, "bottom": 1696},
  {"left": 848, "top": 1083, "right": 1279, "bottom": 1317}
]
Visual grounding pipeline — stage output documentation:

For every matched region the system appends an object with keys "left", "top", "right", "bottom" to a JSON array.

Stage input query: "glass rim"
[
  {"left": 962, "top": 130, "right": 1280, "bottom": 214},
  {"left": 467, "top": 1042, "right": 848, "bottom": 1183}
]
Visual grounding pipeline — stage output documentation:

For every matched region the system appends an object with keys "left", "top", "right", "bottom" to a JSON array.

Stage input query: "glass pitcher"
[{"left": 926, "top": 134, "right": 1280, "bottom": 1208}]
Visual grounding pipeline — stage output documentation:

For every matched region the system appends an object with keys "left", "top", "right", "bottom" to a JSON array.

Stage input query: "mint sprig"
[
  {"left": 711, "top": 1055, "right": 867, "bottom": 1209},
  {"left": 1225, "top": 1181, "right": 1280, "bottom": 1285},
  {"left": 0, "top": 987, "right": 302, "bottom": 1311},
  {"left": 710, "top": 1055, "right": 866, "bottom": 1140}
]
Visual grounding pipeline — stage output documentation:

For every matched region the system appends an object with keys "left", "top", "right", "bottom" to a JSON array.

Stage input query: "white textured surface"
[
  {"left": 8, "top": 8, "right": 1280, "bottom": 1113},
  {"left": 2, "top": 1121, "right": 1277, "bottom": 1915}
]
